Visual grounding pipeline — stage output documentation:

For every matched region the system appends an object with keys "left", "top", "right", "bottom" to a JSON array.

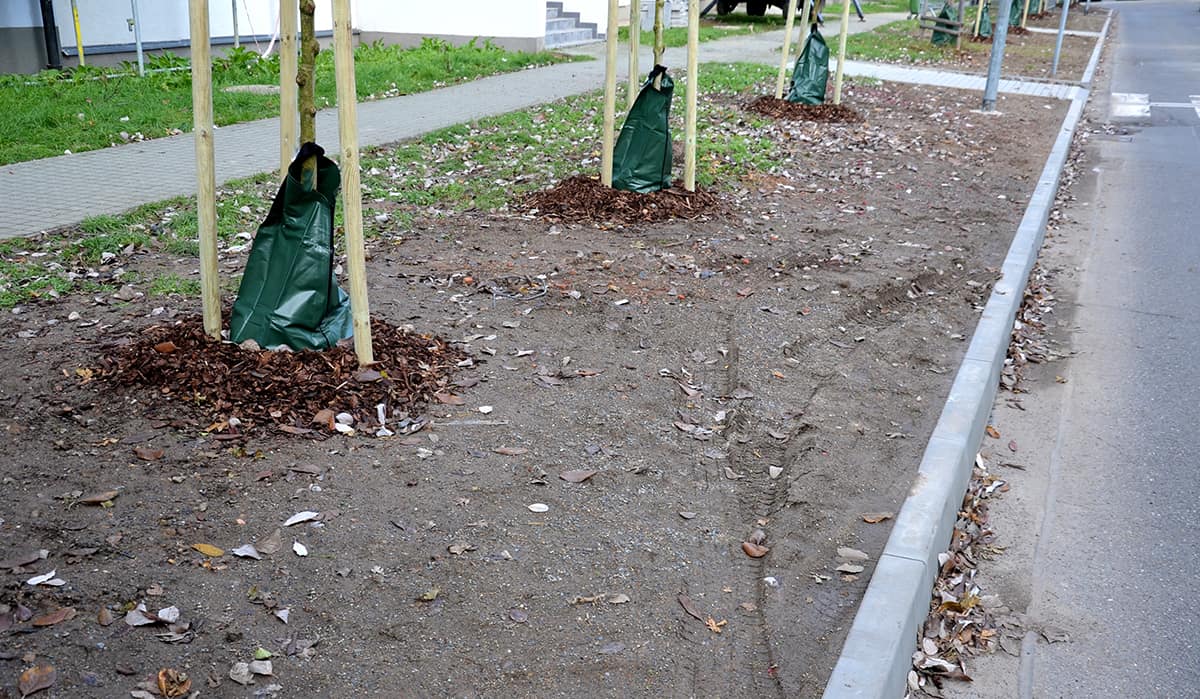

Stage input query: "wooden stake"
[
  {"left": 653, "top": 0, "right": 665, "bottom": 89},
  {"left": 1020, "top": 0, "right": 1031, "bottom": 27},
  {"left": 683, "top": 0, "right": 699, "bottom": 191},
  {"left": 972, "top": 0, "right": 985, "bottom": 38},
  {"left": 833, "top": 0, "right": 851, "bottom": 105},
  {"left": 279, "top": 0, "right": 298, "bottom": 177},
  {"left": 188, "top": 0, "right": 221, "bottom": 339},
  {"left": 331, "top": 0, "right": 374, "bottom": 366},
  {"left": 955, "top": 0, "right": 965, "bottom": 48},
  {"left": 797, "top": 0, "right": 814, "bottom": 55},
  {"left": 628, "top": 0, "right": 640, "bottom": 109},
  {"left": 601, "top": 0, "right": 618, "bottom": 187},
  {"left": 775, "top": 0, "right": 800, "bottom": 99}
]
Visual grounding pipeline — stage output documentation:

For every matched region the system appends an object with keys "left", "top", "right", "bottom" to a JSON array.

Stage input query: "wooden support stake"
[
  {"left": 833, "top": 0, "right": 851, "bottom": 104},
  {"left": 955, "top": 0, "right": 965, "bottom": 48},
  {"left": 1020, "top": 0, "right": 1031, "bottom": 28},
  {"left": 628, "top": 0, "right": 640, "bottom": 109},
  {"left": 601, "top": 0, "right": 619, "bottom": 187},
  {"left": 331, "top": 0, "right": 374, "bottom": 366},
  {"left": 797, "top": 0, "right": 814, "bottom": 54},
  {"left": 279, "top": 0, "right": 298, "bottom": 177},
  {"left": 298, "top": 0, "right": 318, "bottom": 185},
  {"left": 683, "top": 0, "right": 699, "bottom": 191},
  {"left": 972, "top": 0, "right": 985, "bottom": 38},
  {"left": 652, "top": 0, "right": 665, "bottom": 89},
  {"left": 188, "top": 0, "right": 221, "bottom": 339},
  {"left": 775, "top": 0, "right": 799, "bottom": 100}
]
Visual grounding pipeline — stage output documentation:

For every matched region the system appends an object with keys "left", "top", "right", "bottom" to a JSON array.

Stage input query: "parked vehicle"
[{"left": 714, "top": 0, "right": 790, "bottom": 16}]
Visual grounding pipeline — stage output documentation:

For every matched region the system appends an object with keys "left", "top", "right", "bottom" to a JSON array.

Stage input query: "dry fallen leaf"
[
  {"left": 157, "top": 668, "right": 191, "bottom": 698},
  {"left": 705, "top": 616, "right": 727, "bottom": 633},
  {"left": 18, "top": 665, "right": 56, "bottom": 697},
  {"left": 434, "top": 392, "right": 466, "bottom": 405},
  {"left": 861, "top": 512, "right": 895, "bottom": 524},
  {"left": 494, "top": 446, "right": 528, "bottom": 456},
  {"left": 837, "top": 547, "right": 869, "bottom": 561},
  {"left": 283, "top": 511, "right": 320, "bottom": 527},
  {"left": 985, "top": 425, "right": 1000, "bottom": 439},
  {"left": 257, "top": 529, "right": 283, "bottom": 555},
  {"left": 191, "top": 543, "right": 224, "bottom": 558},
  {"left": 559, "top": 469, "right": 597, "bottom": 483},
  {"left": 677, "top": 594, "right": 705, "bottom": 622},
  {"left": 31, "top": 607, "right": 76, "bottom": 627},
  {"left": 78, "top": 490, "right": 118, "bottom": 505},
  {"left": 133, "top": 446, "right": 165, "bottom": 461},
  {"left": 836, "top": 563, "right": 865, "bottom": 574},
  {"left": 96, "top": 607, "right": 115, "bottom": 626},
  {"left": 742, "top": 542, "right": 770, "bottom": 558}
]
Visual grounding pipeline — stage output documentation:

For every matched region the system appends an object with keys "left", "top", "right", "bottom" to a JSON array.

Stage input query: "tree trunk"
[{"left": 298, "top": 0, "right": 318, "bottom": 186}]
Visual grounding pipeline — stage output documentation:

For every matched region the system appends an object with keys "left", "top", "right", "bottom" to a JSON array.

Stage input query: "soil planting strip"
[{"left": 821, "top": 51, "right": 1106, "bottom": 699}]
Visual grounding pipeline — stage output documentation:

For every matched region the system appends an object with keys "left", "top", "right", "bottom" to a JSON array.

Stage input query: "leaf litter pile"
[
  {"left": 99, "top": 315, "right": 466, "bottom": 434},
  {"left": 524, "top": 175, "right": 720, "bottom": 223},
  {"left": 909, "top": 454, "right": 1024, "bottom": 697},
  {"left": 745, "top": 96, "right": 864, "bottom": 123},
  {"left": 1001, "top": 264, "right": 1059, "bottom": 392}
]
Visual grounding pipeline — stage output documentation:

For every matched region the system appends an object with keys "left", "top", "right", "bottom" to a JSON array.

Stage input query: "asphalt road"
[{"left": 943, "top": 2, "right": 1200, "bottom": 697}]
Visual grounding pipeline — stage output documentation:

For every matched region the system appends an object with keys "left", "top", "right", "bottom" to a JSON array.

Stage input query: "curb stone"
[{"left": 821, "top": 14, "right": 1112, "bottom": 698}]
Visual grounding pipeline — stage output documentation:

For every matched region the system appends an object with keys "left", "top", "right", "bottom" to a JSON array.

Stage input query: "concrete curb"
[
  {"left": 1081, "top": 10, "right": 1114, "bottom": 87},
  {"left": 821, "top": 41, "right": 1103, "bottom": 699}
]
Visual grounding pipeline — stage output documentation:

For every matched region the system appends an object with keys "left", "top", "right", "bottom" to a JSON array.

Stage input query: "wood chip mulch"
[
  {"left": 745, "top": 96, "right": 864, "bottom": 123},
  {"left": 524, "top": 175, "right": 720, "bottom": 224},
  {"left": 99, "top": 316, "right": 466, "bottom": 433}
]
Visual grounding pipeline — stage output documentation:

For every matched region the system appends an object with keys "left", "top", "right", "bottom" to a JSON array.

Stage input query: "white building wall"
[
  {"left": 50, "top": 0, "right": 335, "bottom": 49},
  {"left": 1, "top": 0, "right": 39, "bottom": 27},
  {"left": 356, "top": 1, "right": 544, "bottom": 43}
]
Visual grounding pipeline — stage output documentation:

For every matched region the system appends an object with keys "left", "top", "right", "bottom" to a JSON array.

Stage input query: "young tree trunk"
[{"left": 298, "top": 0, "right": 318, "bottom": 185}]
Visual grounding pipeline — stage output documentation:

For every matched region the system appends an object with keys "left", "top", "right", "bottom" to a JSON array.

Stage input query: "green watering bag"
[
  {"left": 612, "top": 65, "right": 675, "bottom": 193},
  {"left": 787, "top": 28, "right": 830, "bottom": 105},
  {"left": 229, "top": 142, "right": 353, "bottom": 350}
]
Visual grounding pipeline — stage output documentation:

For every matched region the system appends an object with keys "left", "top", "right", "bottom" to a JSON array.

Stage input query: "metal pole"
[
  {"left": 683, "top": 0, "right": 699, "bottom": 191},
  {"left": 38, "top": 0, "right": 63, "bottom": 70},
  {"left": 332, "top": 0, "right": 375, "bottom": 366},
  {"left": 1050, "top": 0, "right": 1069, "bottom": 77},
  {"left": 232, "top": 0, "right": 240, "bottom": 48},
  {"left": 70, "top": 0, "right": 85, "bottom": 66},
  {"left": 980, "top": 0, "right": 1013, "bottom": 111},
  {"left": 188, "top": 0, "right": 222, "bottom": 339},
  {"left": 131, "top": 0, "right": 145, "bottom": 76},
  {"left": 833, "top": 0, "right": 852, "bottom": 104},
  {"left": 775, "top": 0, "right": 799, "bottom": 100},
  {"left": 601, "top": 0, "right": 619, "bottom": 187},
  {"left": 628, "top": 0, "right": 640, "bottom": 110}
]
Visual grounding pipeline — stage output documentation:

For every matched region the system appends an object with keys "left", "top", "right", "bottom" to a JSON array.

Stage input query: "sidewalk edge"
[
  {"left": 1081, "top": 10, "right": 1113, "bottom": 87},
  {"left": 820, "top": 88, "right": 1094, "bottom": 699}
]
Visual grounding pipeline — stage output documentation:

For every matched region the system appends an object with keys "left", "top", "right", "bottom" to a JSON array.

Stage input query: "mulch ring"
[
  {"left": 745, "top": 96, "right": 864, "bottom": 124},
  {"left": 524, "top": 175, "right": 720, "bottom": 224},
  {"left": 98, "top": 315, "right": 467, "bottom": 436}
]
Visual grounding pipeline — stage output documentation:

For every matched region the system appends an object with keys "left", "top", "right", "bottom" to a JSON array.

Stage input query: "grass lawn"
[
  {"left": 841, "top": 18, "right": 956, "bottom": 61},
  {"left": 0, "top": 62, "right": 787, "bottom": 309},
  {"left": 0, "top": 39, "right": 578, "bottom": 166}
]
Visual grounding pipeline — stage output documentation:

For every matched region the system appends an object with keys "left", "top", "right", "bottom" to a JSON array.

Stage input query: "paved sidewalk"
[{"left": 0, "top": 13, "right": 1074, "bottom": 240}]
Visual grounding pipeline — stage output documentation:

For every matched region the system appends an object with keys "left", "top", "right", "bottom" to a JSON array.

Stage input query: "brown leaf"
[
  {"left": 742, "top": 542, "right": 770, "bottom": 558},
  {"left": 355, "top": 369, "right": 383, "bottom": 383},
  {"left": 133, "top": 446, "right": 164, "bottom": 461},
  {"left": 493, "top": 446, "right": 528, "bottom": 456},
  {"left": 559, "top": 469, "right": 597, "bottom": 483},
  {"left": 153, "top": 341, "right": 177, "bottom": 354},
  {"left": 434, "top": 392, "right": 466, "bottom": 405},
  {"left": 861, "top": 512, "right": 894, "bottom": 524},
  {"left": 96, "top": 608, "right": 115, "bottom": 626},
  {"left": 78, "top": 490, "right": 118, "bottom": 505},
  {"left": 985, "top": 425, "right": 1000, "bottom": 439},
  {"left": 32, "top": 607, "right": 76, "bottom": 627},
  {"left": 677, "top": 594, "right": 705, "bottom": 622},
  {"left": 278, "top": 425, "right": 313, "bottom": 435},
  {"left": 704, "top": 616, "right": 727, "bottom": 633},
  {"left": 18, "top": 665, "right": 56, "bottom": 697},
  {"left": 312, "top": 409, "right": 335, "bottom": 430},
  {"left": 256, "top": 529, "right": 283, "bottom": 555},
  {"left": 157, "top": 668, "right": 192, "bottom": 698}
]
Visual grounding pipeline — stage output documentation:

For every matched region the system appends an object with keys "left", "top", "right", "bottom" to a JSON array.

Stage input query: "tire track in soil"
[{"left": 667, "top": 306, "right": 796, "bottom": 699}]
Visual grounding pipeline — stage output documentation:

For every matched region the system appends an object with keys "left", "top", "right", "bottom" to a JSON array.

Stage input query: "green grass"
[
  {"left": 841, "top": 18, "right": 954, "bottom": 61},
  {"left": 0, "top": 62, "right": 790, "bottom": 309},
  {"left": 0, "top": 40, "right": 579, "bottom": 166},
  {"left": 618, "top": 20, "right": 766, "bottom": 47}
]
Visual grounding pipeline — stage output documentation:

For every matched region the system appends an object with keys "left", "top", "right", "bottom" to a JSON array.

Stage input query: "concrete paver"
[{"left": 1, "top": 13, "right": 1076, "bottom": 240}]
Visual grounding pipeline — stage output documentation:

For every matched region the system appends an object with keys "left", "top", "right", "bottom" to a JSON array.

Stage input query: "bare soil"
[{"left": 0, "top": 82, "right": 1067, "bottom": 698}]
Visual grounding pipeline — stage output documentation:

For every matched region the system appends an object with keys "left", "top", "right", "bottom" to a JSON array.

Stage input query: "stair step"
[
  {"left": 544, "top": 28, "right": 598, "bottom": 47},
  {"left": 546, "top": 17, "right": 577, "bottom": 31},
  {"left": 546, "top": 7, "right": 559, "bottom": 19}
]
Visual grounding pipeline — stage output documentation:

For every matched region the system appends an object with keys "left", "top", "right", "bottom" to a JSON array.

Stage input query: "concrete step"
[
  {"left": 544, "top": 28, "right": 598, "bottom": 47},
  {"left": 547, "top": 7, "right": 559, "bottom": 19},
  {"left": 546, "top": 17, "right": 578, "bottom": 31}
]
